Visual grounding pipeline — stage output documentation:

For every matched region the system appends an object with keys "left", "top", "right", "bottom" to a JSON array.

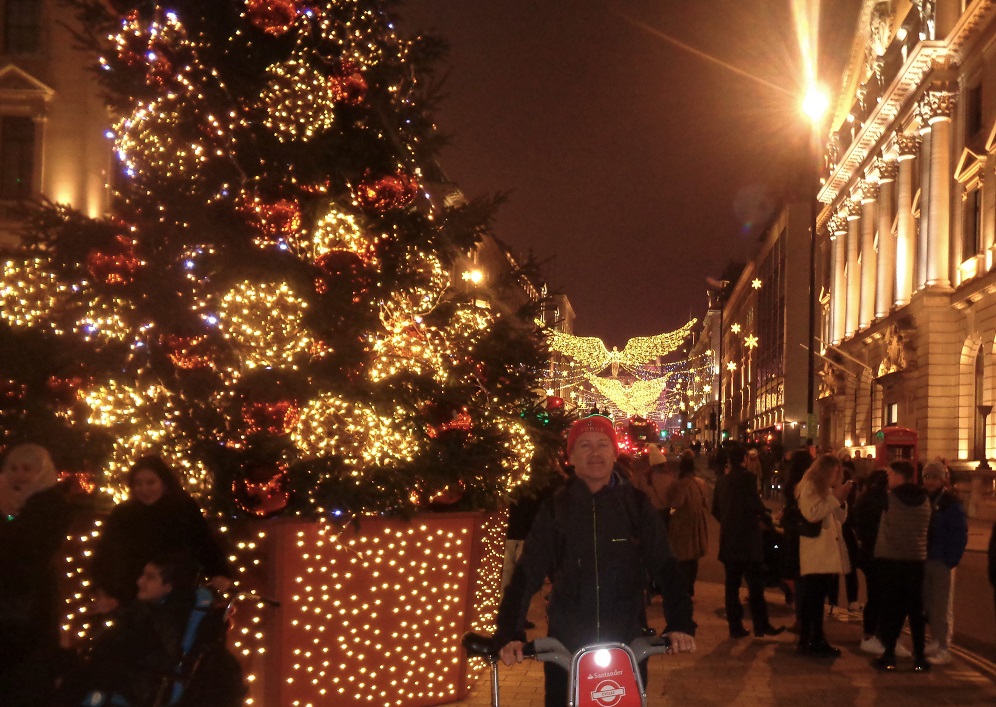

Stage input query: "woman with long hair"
[
  {"left": 795, "top": 453, "right": 852, "bottom": 657},
  {"left": 90, "top": 454, "right": 231, "bottom": 612}
]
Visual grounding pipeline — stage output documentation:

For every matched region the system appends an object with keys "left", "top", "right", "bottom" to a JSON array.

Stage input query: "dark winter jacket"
[
  {"left": 495, "top": 474, "right": 694, "bottom": 653},
  {"left": 0, "top": 485, "right": 71, "bottom": 668},
  {"left": 91, "top": 495, "right": 230, "bottom": 603},
  {"left": 874, "top": 483, "right": 930, "bottom": 562},
  {"left": 926, "top": 488, "right": 968, "bottom": 569},
  {"left": 852, "top": 484, "right": 888, "bottom": 568},
  {"left": 712, "top": 465, "right": 766, "bottom": 564}
]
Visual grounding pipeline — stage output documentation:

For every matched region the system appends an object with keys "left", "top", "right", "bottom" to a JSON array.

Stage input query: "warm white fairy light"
[
  {"left": 0, "top": 258, "right": 68, "bottom": 330},
  {"left": 216, "top": 280, "right": 311, "bottom": 369},
  {"left": 259, "top": 57, "right": 336, "bottom": 141},
  {"left": 379, "top": 252, "right": 449, "bottom": 328},
  {"left": 291, "top": 394, "right": 419, "bottom": 467},
  {"left": 303, "top": 208, "right": 379, "bottom": 263}
]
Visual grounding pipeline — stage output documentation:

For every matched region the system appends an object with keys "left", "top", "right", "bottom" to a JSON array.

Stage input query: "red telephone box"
[{"left": 874, "top": 427, "right": 918, "bottom": 468}]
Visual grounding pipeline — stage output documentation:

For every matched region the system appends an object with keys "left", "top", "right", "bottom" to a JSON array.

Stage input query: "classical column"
[
  {"left": 916, "top": 116, "right": 932, "bottom": 289},
  {"left": 830, "top": 215, "right": 848, "bottom": 345},
  {"left": 876, "top": 159, "right": 898, "bottom": 318},
  {"left": 845, "top": 199, "right": 862, "bottom": 338},
  {"left": 859, "top": 180, "right": 879, "bottom": 330},
  {"left": 922, "top": 88, "right": 957, "bottom": 288},
  {"left": 895, "top": 132, "right": 920, "bottom": 306}
]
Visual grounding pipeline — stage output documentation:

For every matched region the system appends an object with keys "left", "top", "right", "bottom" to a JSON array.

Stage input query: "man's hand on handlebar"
[
  {"left": 499, "top": 640, "right": 525, "bottom": 666},
  {"left": 664, "top": 631, "right": 695, "bottom": 653}
]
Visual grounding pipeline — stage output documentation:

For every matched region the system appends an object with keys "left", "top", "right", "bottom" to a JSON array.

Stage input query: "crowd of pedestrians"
[{"left": 720, "top": 443, "right": 976, "bottom": 671}]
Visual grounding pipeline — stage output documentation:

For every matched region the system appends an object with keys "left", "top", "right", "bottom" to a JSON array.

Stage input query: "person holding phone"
[{"left": 795, "top": 454, "right": 851, "bottom": 657}]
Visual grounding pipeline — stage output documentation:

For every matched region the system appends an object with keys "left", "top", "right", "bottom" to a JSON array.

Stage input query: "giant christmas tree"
[{"left": 0, "top": 0, "right": 557, "bottom": 518}]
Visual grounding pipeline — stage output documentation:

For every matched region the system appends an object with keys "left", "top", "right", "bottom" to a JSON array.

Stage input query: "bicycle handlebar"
[{"left": 460, "top": 632, "right": 673, "bottom": 668}]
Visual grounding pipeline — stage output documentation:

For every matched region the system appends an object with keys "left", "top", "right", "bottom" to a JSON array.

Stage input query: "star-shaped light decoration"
[
  {"left": 745, "top": 334, "right": 759, "bottom": 349},
  {"left": 703, "top": 384, "right": 712, "bottom": 393},
  {"left": 726, "top": 361, "right": 738, "bottom": 371},
  {"left": 752, "top": 278, "right": 762, "bottom": 289},
  {"left": 730, "top": 323, "right": 741, "bottom": 334}
]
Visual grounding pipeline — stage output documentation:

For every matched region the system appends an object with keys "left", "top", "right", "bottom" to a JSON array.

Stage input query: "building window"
[
  {"left": 885, "top": 402, "right": 898, "bottom": 427},
  {"left": 966, "top": 82, "right": 983, "bottom": 141},
  {"left": 3, "top": 0, "right": 42, "bottom": 54},
  {"left": 963, "top": 187, "right": 982, "bottom": 258},
  {"left": 0, "top": 115, "right": 35, "bottom": 199}
]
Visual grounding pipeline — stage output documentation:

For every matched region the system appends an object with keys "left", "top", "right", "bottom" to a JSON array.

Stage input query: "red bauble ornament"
[
  {"left": 355, "top": 170, "right": 419, "bottom": 212},
  {"left": 233, "top": 461, "right": 290, "bottom": 517},
  {"left": 58, "top": 470, "right": 97, "bottom": 496},
  {"left": 328, "top": 63, "right": 368, "bottom": 106},
  {"left": 0, "top": 378, "right": 26, "bottom": 406},
  {"left": 428, "top": 481, "right": 465, "bottom": 509},
  {"left": 545, "top": 395, "right": 565, "bottom": 411},
  {"left": 426, "top": 407, "right": 473, "bottom": 439},
  {"left": 161, "top": 334, "right": 217, "bottom": 370},
  {"left": 86, "top": 235, "right": 143, "bottom": 286},
  {"left": 314, "top": 250, "right": 369, "bottom": 303},
  {"left": 246, "top": 0, "right": 299, "bottom": 36},
  {"left": 145, "top": 48, "right": 174, "bottom": 88},
  {"left": 244, "top": 196, "right": 301, "bottom": 244},
  {"left": 46, "top": 375, "right": 85, "bottom": 406},
  {"left": 242, "top": 399, "right": 300, "bottom": 436}
]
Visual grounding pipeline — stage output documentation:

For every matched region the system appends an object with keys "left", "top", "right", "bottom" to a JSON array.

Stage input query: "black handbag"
[{"left": 782, "top": 505, "right": 822, "bottom": 538}]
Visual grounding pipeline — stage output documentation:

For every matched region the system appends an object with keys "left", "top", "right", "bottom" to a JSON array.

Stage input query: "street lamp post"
[
  {"left": 709, "top": 280, "right": 729, "bottom": 448},
  {"left": 803, "top": 87, "right": 829, "bottom": 446}
]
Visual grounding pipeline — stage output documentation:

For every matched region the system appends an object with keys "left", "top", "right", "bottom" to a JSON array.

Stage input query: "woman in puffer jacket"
[{"left": 795, "top": 453, "right": 853, "bottom": 658}]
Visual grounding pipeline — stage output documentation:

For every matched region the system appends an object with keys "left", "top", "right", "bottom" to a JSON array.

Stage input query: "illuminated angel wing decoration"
[
  {"left": 586, "top": 374, "right": 669, "bottom": 418},
  {"left": 547, "top": 330, "right": 612, "bottom": 372},
  {"left": 618, "top": 319, "right": 697, "bottom": 368}
]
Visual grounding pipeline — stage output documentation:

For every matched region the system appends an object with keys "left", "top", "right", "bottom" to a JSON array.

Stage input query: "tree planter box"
[{"left": 246, "top": 511, "right": 506, "bottom": 707}]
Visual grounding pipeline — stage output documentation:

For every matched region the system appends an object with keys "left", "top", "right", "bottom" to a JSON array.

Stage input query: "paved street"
[{"left": 458, "top": 578, "right": 996, "bottom": 706}]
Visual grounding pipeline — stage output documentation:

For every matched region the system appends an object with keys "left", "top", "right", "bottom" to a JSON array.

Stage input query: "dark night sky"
[{"left": 399, "top": 0, "right": 864, "bottom": 347}]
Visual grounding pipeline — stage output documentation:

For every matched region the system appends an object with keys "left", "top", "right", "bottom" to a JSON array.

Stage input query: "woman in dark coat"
[
  {"left": 666, "top": 451, "right": 709, "bottom": 598},
  {"left": 91, "top": 455, "right": 231, "bottom": 611},
  {"left": 0, "top": 443, "right": 72, "bottom": 703}
]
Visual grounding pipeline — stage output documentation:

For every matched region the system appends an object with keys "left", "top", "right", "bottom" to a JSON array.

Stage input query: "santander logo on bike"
[{"left": 576, "top": 647, "right": 642, "bottom": 707}]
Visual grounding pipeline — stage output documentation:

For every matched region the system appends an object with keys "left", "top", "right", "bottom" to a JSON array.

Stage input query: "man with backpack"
[{"left": 494, "top": 415, "right": 696, "bottom": 707}]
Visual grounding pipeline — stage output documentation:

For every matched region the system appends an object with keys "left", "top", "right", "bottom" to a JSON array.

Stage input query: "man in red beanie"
[{"left": 494, "top": 415, "right": 695, "bottom": 707}]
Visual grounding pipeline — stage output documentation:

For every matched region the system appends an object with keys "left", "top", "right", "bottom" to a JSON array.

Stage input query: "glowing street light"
[{"left": 802, "top": 86, "right": 829, "bottom": 123}]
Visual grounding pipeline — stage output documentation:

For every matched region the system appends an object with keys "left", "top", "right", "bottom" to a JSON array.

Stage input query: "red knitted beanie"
[{"left": 566, "top": 416, "right": 618, "bottom": 456}]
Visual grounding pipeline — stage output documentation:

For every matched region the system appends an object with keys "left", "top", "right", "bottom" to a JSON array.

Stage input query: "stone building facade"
[
  {"left": 0, "top": 0, "right": 111, "bottom": 239},
  {"left": 815, "top": 0, "right": 996, "bottom": 493}
]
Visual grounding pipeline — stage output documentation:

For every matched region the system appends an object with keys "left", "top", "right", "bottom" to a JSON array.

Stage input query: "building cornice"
[{"left": 818, "top": 1, "right": 996, "bottom": 226}]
